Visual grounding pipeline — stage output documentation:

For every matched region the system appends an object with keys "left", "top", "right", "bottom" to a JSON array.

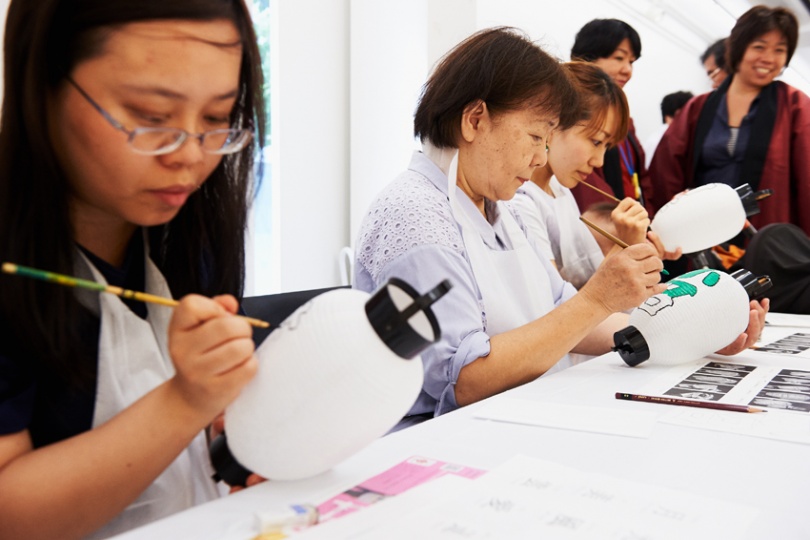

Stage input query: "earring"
[{"left": 545, "top": 144, "right": 549, "bottom": 153}]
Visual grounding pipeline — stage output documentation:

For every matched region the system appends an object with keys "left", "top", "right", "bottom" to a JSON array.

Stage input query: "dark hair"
[
  {"left": 727, "top": 5, "right": 798, "bottom": 74},
  {"left": 0, "top": 0, "right": 265, "bottom": 386},
  {"left": 571, "top": 19, "right": 641, "bottom": 62},
  {"left": 414, "top": 27, "right": 579, "bottom": 148},
  {"left": 660, "top": 91, "right": 693, "bottom": 122},
  {"left": 700, "top": 38, "right": 727, "bottom": 70},
  {"left": 562, "top": 62, "right": 629, "bottom": 147}
]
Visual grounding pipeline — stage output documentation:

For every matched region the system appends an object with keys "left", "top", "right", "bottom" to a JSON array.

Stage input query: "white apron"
[
  {"left": 75, "top": 241, "right": 219, "bottom": 539},
  {"left": 425, "top": 144, "right": 571, "bottom": 374},
  {"left": 547, "top": 176, "right": 604, "bottom": 290}
]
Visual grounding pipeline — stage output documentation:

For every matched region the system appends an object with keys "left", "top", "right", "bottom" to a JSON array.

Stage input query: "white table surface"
[{"left": 114, "top": 321, "right": 810, "bottom": 540}]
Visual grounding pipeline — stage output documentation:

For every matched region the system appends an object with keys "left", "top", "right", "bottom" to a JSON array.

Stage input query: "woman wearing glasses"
[
  {"left": 649, "top": 5, "right": 810, "bottom": 236},
  {"left": 0, "top": 1, "right": 264, "bottom": 538},
  {"left": 701, "top": 38, "right": 729, "bottom": 90}
]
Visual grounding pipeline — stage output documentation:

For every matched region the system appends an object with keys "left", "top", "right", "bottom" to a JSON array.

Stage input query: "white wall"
[
  {"left": 348, "top": 0, "right": 479, "bottom": 256},
  {"left": 273, "top": 0, "right": 350, "bottom": 292},
  {"left": 349, "top": 0, "right": 429, "bottom": 244}
]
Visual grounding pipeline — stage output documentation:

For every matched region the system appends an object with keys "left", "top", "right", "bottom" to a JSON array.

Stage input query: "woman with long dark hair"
[{"left": 0, "top": 1, "right": 265, "bottom": 537}]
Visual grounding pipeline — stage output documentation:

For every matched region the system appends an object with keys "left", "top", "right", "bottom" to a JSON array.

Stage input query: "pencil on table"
[
  {"left": 1, "top": 262, "right": 270, "bottom": 328},
  {"left": 615, "top": 392, "right": 766, "bottom": 413}
]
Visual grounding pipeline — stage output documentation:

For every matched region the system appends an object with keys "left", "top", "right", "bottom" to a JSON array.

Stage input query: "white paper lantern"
[
  {"left": 613, "top": 269, "right": 756, "bottom": 367},
  {"left": 650, "top": 183, "right": 746, "bottom": 254},
  {"left": 221, "top": 279, "right": 449, "bottom": 481}
]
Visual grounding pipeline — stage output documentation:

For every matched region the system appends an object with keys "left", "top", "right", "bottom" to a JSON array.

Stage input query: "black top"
[
  {"left": 0, "top": 240, "right": 146, "bottom": 447},
  {"left": 691, "top": 76, "right": 779, "bottom": 193}
]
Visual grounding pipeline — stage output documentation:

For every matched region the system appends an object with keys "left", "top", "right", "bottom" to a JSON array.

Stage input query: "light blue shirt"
[{"left": 354, "top": 151, "right": 576, "bottom": 424}]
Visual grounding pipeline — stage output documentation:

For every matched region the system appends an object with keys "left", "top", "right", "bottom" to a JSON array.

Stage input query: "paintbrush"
[
  {"left": 2, "top": 262, "right": 270, "bottom": 328},
  {"left": 578, "top": 217, "right": 669, "bottom": 275},
  {"left": 579, "top": 180, "right": 621, "bottom": 203},
  {"left": 579, "top": 216, "right": 629, "bottom": 248}
]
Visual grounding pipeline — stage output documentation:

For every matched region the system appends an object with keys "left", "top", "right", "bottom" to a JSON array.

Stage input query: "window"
[{"left": 246, "top": 0, "right": 279, "bottom": 295}]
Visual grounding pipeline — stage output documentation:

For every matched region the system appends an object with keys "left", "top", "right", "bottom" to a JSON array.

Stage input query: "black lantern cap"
[
  {"left": 209, "top": 432, "right": 253, "bottom": 487},
  {"left": 365, "top": 278, "right": 451, "bottom": 360},
  {"left": 730, "top": 269, "right": 773, "bottom": 300},
  {"left": 612, "top": 325, "right": 650, "bottom": 367},
  {"left": 734, "top": 183, "right": 761, "bottom": 217}
]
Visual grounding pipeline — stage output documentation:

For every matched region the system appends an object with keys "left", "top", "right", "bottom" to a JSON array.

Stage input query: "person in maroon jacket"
[
  {"left": 569, "top": 19, "right": 654, "bottom": 213},
  {"left": 649, "top": 5, "right": 810, "bottom": 236}
]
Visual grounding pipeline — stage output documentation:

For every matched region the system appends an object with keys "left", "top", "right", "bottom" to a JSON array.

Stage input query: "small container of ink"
[{"left": 254, "top": 504, "right": 318, "bottom": 536}]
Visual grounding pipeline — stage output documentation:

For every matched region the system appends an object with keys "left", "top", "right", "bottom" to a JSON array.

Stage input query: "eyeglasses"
[
  {"left": 707, "top": 67, "right": 722, "bottom": 80},
  {"left": 66, "top": 77, "right": 253, "bottom": 156}
]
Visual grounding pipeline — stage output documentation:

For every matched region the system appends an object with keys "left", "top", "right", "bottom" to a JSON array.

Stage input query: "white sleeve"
[{"left": 507, "top": 189, "right": 555, "bottom": 263}]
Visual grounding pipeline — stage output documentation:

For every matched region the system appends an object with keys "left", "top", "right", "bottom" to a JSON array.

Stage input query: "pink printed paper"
[{"left": 316, "top": 456, "right": 485, "bottom": 523}]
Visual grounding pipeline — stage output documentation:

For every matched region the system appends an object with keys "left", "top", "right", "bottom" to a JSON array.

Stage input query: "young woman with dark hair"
[
  {"left": 0, "top": 0, "right": 266, "bottom": 537},
  {"left": 509, "top": 61, "right": 662, "bottom": 290}
]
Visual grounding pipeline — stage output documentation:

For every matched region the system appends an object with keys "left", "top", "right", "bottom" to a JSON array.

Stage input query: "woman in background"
[
  {"left": 649, "top": 5, "right": 810, "bottom": 235},
  {"left": 0, "top": 1, "right": 264, "bottom": 537},
  {"left": 701, "top": 38, "right": 730, "bottom": 90},
  {"left": 568, "top": 18, "right": 653, "bottom": 213}
]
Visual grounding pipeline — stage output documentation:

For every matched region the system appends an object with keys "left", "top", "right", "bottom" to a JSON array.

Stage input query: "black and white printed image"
[
  {"left": 748, "top": 369, "right": 810, "bottom": 413},
  {"left": 690, "top": 374, "right": 744, "bottom": 385},
  {"left": 760, "top": 391, "right": 810, "bottom": 402},
  {"left": 696, "top": 369, "right": 747, "bottom": 378},
  {"left": 664, "top": 389, "right": 722, "bottom": 401},
  {"left": 783, "top": 370, "right": 810, "bottom": 379},
  {"left": 767, "top": 346, "right": 808, "bottom": 351},
  {"left": 756, "top": 333, "right": 810, "bottom": 355},
  {"left": 704, "top": 362, "right": 756, "bottom": 373},
  {"left": 750, "top": 397, "right": 810, "bottom": 412},
  {"left": 663, "top": 363, "right": 756, "bottom": 403},
  {"left": 766, "top": 384, "right": 810, "bottom": 394},
  {"left": 771, "top": 377, "right": 810, "bottom": 386},
  {"left": 776, "top": 337, "right": 810, "bottom": 345},
  {"left": 756, "top": 347, "right": 806, "bottom": 355}
]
